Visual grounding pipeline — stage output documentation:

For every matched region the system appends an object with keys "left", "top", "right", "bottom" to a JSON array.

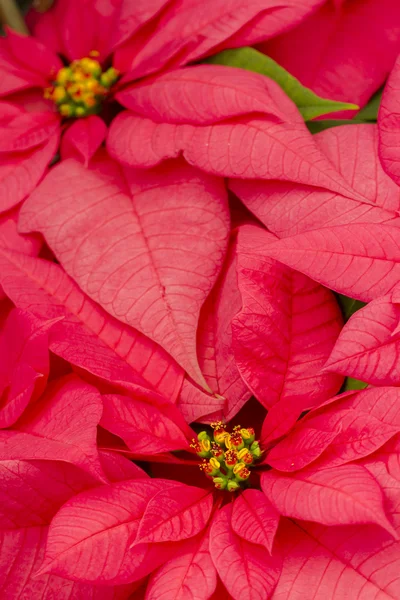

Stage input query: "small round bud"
[
  {"left": 56, "top": 67, "right": 71, "bottom": 85},
  {"left": 213, "top": 476, "right": 228, "bottom": 490},
  {"left": 200, "top": 458, "right": 220, "bottom": 477},
  {"left": 229, "top": 432, "right": 244, "bottom": 451},
  {"left": 59, "top": 104, "right": 73, "bottom": 117},
  {"left": 53, "top": 86, "right": 67, "bottom": 103},
  {"left": 233, "top": 462, "right": 251, "bottom": 481},
  {"left": 224, "top": 449, "right": 238, "bottom": 468},
  {"left": 250, "top": 441, "right": 262, "bottom": 459},
  {"left": 227, "top": 480, "right": 240, "bottom": 492},
  {"left": 211, "top": 442, "right": 224, "bottom": 459},
  {"left": 241, "top": 427, "right": 255, "bottom": 444},
  {"left": 237, "top": 448, "right": 253, "bottom": 465}
]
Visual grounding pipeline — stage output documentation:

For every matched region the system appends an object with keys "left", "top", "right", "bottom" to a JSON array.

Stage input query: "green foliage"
[
  {"left": 357, "top": 88, "right": 383, "bottom": 121},
  {"left": 336, "top": 294, "right": 366, "bottom": 322},
  {"left": 341, "top": 377, "right": 368, "bottom": 392},
  {"left": 205, "top": 47, "right": 358, "bottom": 121}
]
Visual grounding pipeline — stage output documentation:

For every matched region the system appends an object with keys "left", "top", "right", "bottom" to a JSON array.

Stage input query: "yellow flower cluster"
[
  {"left": 191, "top": 422, "right": 262, "bottom": 492},
  {"left": 44, "top": 51, "right": 119, "bottom": 118}
]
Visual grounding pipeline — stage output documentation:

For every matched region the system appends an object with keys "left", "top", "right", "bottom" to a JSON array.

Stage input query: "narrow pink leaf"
[
  {"left": 263, "top": 223, "right": 400, "bottom": 302},
  {"left": 0, "top": 526, "right": 138, "bottom": 599},
  {"left": 146, "top": 529, "right": 217, "bottom": 600},
  {"left": 0, "top": 375, "right": 105, "bottom": 481},
  {"left": 100, "top": 393, "right": 190, "bottom": 454},
  {"left": 232, "top": 224, "right": 343, "bottom": 409},
  {"left": 0, "top": 309, "right": 54, "bottom": 427},
  {"left": 197, "top": 239, "right": 251, "bottom": 421},
  {"left": 134, "top": 485, "right": 213, "bottom": 545},
  {"left": 20, "top": 158, "right": 230, "bottom": 387},
  {"left": 266, "top": 427, "right": 339, "bottom": 472},
  {"left": 210, "top": 504, "right": 281, "bottom": 600},
  {"left": 231, "top": 124, "right": 400, "bottom": 237},
  {"left": 379, "top": 53, "right": 400, "bottom": 187},
  {"left": 39, "top": 479, "right": 178, "bottom": 584},
  {"left": 0, "top": 249, "right": 183, "bottom": 400},
  {"left": 231, "top": 489, "right": 280, "bottom": 554},
  {"left": 60, "top": 116, "right": 107, "bottom": 166},
  {"left": 261, "top": 464, "right": 396, "bottom": 536},
  {"left": 325, "top": 292, "right": 400, "bottom": 385},
  {"left": 0, "top": 460, "right": 96, "bottom": 529}
]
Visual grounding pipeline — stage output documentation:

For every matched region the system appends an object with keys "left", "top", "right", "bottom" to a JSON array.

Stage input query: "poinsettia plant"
[{"left": 2, "top": 0, "right": 400, "bottom": 599}]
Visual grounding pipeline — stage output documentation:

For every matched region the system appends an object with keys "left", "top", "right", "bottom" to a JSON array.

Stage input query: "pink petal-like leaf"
[
  {"left": 266, "top": 427, "right": 339, "bottom": 472},
  {"left": 0, "top": 110, "right": 59, "bottom": 152},
  {"left": 60, "top": 115, "right": 107, "bottom": 166},
  {"left": 0, "top": 134, "right": 58, "bottom": 213},
  {"left": 231, "top": 124, "right": 400, "bottom": 237},
  {"left": 0, "top": 206, "right": 41, "bottom": 258},
  {"left": 20, "top": 158, "right": 230, "bottom": 387},
  {"left": 261, "top": 398, "right": 308, "bottom": 446},
  {"left": 100, "top": 393, "right": 190, "bottom": 454},
  {"left": 134, "top": 484, "right": 213, "bottom": 545},
  {"left": 0, "top": 309, "right": 54, "bottom": 427},
  {"left": 325, "top": 291, "right": 400, "bottom": 385},
  {"left": 232, "top": 224, "right": 343, "bottom": 409},
  {"left": 6, "top": 28, "right": 63, "bottom": 81},
  {"left": 39, "top": 478, "right": 178, "bottom": 584},
  {"left": 261, "top": 464, "right": 396, "bottom": 535},
  {"left": 177, "top": 378, "right": 227, "bottom": 424},
  {"left": 0, "top": 460, "right": 96, "bottom": 529},
  {"left": 231, "top": 489, "right": 280, "bottom": 554},
  {"left": 261, "top": 0, "right": 400, "bottom": 109},
  {"left": 0, "top": 249, "right": 183, "bottom": 400},
  {"left": 274, "top": 479, "right": 400, "bottom": 600},
  {"left": 210, "top": 504, "right": 282, "bottom": 600},
  {"left": 379, "top": 53, "right": 400, "bottom": 186},
  {"left": 0, "top": 375, "right": 105, "bottom": 481},
  {"left": 108, "top": 109, "right": 363, "bottom": 200},
  {"left": 117, "top": 65, "right": 303, "bottom": 124},
  {"left": 99, "top": 450, "right": 149, "bottom": 483},
  {"left": 299, "top": 386, "right": 400, "bottom": 467},
  {"left": 197, "top": 237, "right": 251, "bottom": 421},
  {"left": 0, "top": 526, "right": 139, "bottom": 599},
  {"left": 146, "top": 528, "right": 217, "bottom": 600},
  {"left": 263, "top": 223, "right": 400, "bottom": 302},
  {"left": 115, "top": 0, "right": 325, "bottom": 78}
]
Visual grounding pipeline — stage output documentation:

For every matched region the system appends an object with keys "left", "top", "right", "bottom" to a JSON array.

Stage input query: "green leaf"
[
  {"left": 336, "top": 294, "right": 366, "bottom": 322},
  {"left": 307, "top": 119, "right": 364, "bottom": 134},
  {"left": 205, "top": 47, "right": 359, "bottom": 121},
  {"left": 341, "top": 377, "right": 368, "bottom": 392},
  {"left": 357, "top": 88, "right": 383, "bottom": 122}
]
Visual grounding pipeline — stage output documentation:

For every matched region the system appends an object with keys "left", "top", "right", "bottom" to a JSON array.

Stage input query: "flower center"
[
  {"left": 191, "top": 422, "right": 262, "bottom": 492},
  {"left": 44, "top": 52, "right": 119, "bottom": 118}
]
